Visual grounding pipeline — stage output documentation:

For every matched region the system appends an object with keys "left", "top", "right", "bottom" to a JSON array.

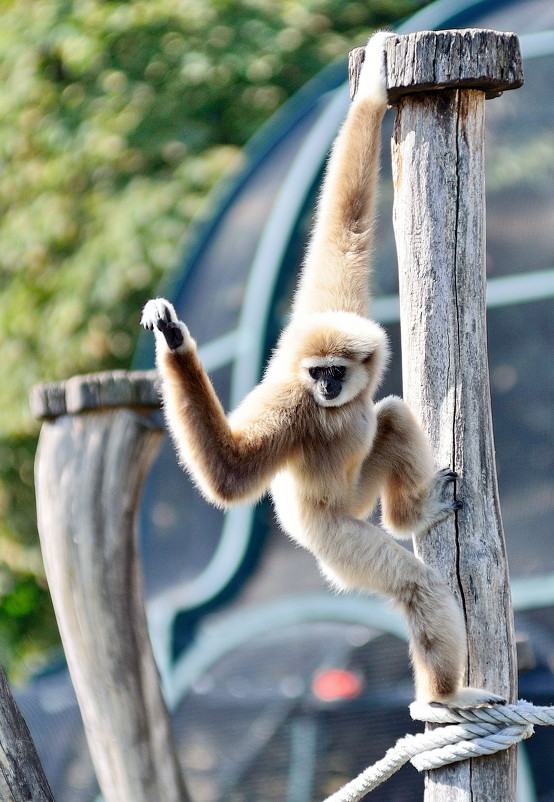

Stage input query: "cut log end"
[{"left": 349, "top": 29, "right": 524, "bottom": 103}]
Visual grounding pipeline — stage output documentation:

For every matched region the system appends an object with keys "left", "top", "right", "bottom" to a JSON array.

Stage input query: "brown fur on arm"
[
  {"left": 159, "top": 347, "right": 296, "bottom": 507},
  {"left": 291, "top": 94, "right": 387, "bottom": 320}
]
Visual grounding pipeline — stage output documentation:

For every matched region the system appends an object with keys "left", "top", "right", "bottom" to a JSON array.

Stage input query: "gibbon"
[{"left": 141, "top": 32, "right": 504, "bottom": 708}]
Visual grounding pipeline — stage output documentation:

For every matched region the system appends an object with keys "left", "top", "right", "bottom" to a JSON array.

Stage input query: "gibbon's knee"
[{"left": 372, "top": 397, "right": 460, "bottom": 537}]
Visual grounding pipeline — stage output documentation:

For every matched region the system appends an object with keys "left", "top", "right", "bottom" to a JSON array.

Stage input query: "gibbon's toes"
[
  {"left": 438, "top": 468, "right": 458, "bottom": 483},
  {"left": 434, "top": 687, "right": 507, "bottom": 709}
]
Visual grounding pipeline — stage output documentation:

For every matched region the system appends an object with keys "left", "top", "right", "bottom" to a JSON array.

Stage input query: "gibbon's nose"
[{"left": 319, "top": 378, "right": 342, "bottom": 400}]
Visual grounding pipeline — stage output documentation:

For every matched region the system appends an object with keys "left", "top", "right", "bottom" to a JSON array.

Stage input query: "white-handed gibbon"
[{"left": 141, "top": 32, "right": 504, "bottom": 708}]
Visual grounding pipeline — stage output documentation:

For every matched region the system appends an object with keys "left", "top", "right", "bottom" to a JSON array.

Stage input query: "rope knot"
[{"left": 323, "top": 700, "right": 554, "bottom": 802}]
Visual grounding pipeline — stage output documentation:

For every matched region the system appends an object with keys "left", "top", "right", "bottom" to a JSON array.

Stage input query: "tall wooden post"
[
  {"left": 32, "top": 372, "right": 190, "bottom": 802},
  {"left": 351, "top": 28, "right": 523, "bottom": 800},
  {"left": 386, "top": 29, "right": 522, "bottom": 800}
]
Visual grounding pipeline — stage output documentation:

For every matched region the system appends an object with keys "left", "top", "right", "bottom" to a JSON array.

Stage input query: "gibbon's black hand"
[
  {"left": 156, "top": 318, "right": 184, "bottom": 350},
  {"left": 140, "top": 299, "right": 184, "bottom": 350}
]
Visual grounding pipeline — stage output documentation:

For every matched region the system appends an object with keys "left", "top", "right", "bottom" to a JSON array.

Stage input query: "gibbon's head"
[{"left": 279, "top": 311, "right": 389, "bottom": 408}]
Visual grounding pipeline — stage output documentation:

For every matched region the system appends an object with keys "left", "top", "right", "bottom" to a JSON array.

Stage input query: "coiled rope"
[{"left": 323, "top": 700, "right": 554, "bottom": 802}]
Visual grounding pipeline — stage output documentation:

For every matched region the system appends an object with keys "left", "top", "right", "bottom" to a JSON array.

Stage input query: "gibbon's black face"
[{"left": 308, "top": 364, "right": 347, "bottom": 401}]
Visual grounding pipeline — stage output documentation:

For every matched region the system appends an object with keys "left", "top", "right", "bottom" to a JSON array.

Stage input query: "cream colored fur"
[{"left": 141, "top": 33, "right": 504, "bottom": 708}]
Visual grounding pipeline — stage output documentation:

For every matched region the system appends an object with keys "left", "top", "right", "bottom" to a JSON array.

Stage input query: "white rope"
[{"left": 322, "top": 700, "right": 554, "bottom": 802}]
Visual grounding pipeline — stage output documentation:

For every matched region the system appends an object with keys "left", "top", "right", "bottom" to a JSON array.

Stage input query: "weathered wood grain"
[
  {"left": 0, "top": 666, "right": 55, "bottom": 801},
  {"left": 351, "top": 28, "right": 522, "bottom": 801},
  {"left": 34, "top": 408, "right": 189, "bottom": 802}
]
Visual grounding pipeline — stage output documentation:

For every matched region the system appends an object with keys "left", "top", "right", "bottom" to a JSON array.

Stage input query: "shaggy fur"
[{"left": 141, "top": 33, "right": 504, "bottom": 708}]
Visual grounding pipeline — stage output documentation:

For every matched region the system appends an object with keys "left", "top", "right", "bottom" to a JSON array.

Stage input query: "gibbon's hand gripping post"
[{"left": 350, "top": 29, "right": 523, "bottom": 801}]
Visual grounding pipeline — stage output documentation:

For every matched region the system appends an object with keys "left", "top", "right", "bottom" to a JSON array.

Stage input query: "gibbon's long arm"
[
  {"left": 290, "top": 31, "right": 391, "bottom": 321},
  {"left": 142, "top": 299, "right": 296, "bottom": 507}
]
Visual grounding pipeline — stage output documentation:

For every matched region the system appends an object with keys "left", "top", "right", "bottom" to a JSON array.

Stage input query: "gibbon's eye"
[{"left": 308, "top": 365, "right": 347, "bottom": 381}]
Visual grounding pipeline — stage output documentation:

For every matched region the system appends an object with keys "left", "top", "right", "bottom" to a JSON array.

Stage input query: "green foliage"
[{"left": 0, "top": 0, "right": 424, "bottom": 678}]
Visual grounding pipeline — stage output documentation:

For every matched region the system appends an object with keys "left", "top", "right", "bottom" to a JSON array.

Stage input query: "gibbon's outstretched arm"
[
  {"left": 290, "top": 30, "right": 390, "bottom": 322},
  {"left": 141, "top": 298, "right": 297, "bottom": 507}
]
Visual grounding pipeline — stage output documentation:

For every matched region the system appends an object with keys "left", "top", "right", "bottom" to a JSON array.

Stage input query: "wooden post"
[
  {"left": 352, "top": 29, "right": 523, "bottom": 800},
  {"left": 32, "top": 371, "right": 190, "bottom": 802},
  {"left": 0, "top": 666, "right": 55, "bottom": 801}
]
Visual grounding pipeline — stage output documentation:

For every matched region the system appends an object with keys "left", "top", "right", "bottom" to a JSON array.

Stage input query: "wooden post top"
[
  {"left": 349, "top": 29, "right": 524, "bottom": 102},
  {"left": 30, "top": 370, "right": 160, "bottom": 420}
]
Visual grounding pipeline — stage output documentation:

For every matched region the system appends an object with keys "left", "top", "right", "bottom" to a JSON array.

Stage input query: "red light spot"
[{"left": 312, "top": 669, "right": 363, "bottom": 702}]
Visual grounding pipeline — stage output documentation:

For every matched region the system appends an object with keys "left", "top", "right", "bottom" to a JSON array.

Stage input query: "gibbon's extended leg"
[
  {"left": 290, "top": 30, "right": 392, "bottom": 321},
  {"left": 304, "top": 506, "right": 501, "bottom": 707}
]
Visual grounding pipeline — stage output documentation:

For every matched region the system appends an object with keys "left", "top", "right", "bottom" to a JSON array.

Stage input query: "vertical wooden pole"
[
  {"left": 388, "top": 30, "right": 523, "bottom": 801},
  {"left": 32, "top": 372, "right": 190, "bottom": 802}
]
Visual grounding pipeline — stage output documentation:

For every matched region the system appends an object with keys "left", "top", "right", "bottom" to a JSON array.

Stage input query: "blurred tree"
[{"left": 0, "top": 0, "right": 424, "bottom": 679}]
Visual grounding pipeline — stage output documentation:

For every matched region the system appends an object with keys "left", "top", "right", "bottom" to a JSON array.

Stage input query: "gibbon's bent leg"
[
  {"left": 290, "top": 30, "right": 392, "bottom": 321},
  {"left": 141, "top": 298, "right": 295, "bottom": 507},
  {"left": 356, "top": 395, "right": 463, "bottom": 538}
]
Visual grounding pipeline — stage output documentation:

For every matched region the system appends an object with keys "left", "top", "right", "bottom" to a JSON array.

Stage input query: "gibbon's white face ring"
[{"left": 300, "top": 355, "right": 370, "bottom": 407}]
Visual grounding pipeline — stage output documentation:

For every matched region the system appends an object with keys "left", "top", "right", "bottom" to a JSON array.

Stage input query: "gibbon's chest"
[
  {"left": 270, "top": 405, "right": 375, "bottom": 546},
  {"left": 283, "top": 402, "right": 376, "bottom": 503}
]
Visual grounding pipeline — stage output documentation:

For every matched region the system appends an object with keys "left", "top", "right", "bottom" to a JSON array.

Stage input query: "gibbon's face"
[{"left": 301, "top": 355, "right": 369, "bottom": 407}]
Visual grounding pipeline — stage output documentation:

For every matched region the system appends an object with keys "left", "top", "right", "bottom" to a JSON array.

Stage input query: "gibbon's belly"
[
  {"left": 270, "top": 471, "right": 307, "bottom": 545},
  {"left": 270, "top": 464, "right": 356, "bottom": 550}
]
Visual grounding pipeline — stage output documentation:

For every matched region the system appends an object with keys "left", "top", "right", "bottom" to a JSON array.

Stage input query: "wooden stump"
[{"left": 33, "top": 372, "right": 190, "bottom": 802}]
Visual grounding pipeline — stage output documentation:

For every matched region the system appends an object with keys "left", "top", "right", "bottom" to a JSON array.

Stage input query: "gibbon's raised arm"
[
  {"left": 141, "top": 299, "right": 296, "bottom": 507},
  {"left": 290, "top": 31, "right": 391, "bottom": 322}
]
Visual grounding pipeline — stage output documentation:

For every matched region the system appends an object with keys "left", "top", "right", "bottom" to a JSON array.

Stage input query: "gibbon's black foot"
[
  {"left": 141, "top": 298, "right": 185, "bottom": 351},
  {"left": 437, "top": 470, "right": 463, "bottom": 511},
  {"left": 439, "top": 469, "right": 458, "bottom": 483}
]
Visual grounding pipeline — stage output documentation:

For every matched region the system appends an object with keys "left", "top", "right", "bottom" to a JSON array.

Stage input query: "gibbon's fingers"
[
  {"left": 356, "top": 30, "right": 393, "bottom": 105},
  {"left": 141, "top": 297, "right": 190, "bottom": 352}
]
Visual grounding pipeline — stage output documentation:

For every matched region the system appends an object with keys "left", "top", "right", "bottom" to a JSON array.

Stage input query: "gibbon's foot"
[
  {"left": 431, "top": 686, "right": 507, "bottom": 709},
  {"left": 436, "top": 468, "right": 464, "bottom": 512},
  {"left": 141, "top": 298, "right": 189, "bottom": 351},
  {"left": 411, "top": 469, "right": 463, "bottom": 537}
]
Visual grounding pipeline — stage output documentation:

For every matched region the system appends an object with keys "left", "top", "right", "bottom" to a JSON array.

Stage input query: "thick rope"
[{"left": 322, "top": 700, "right": 554, "bottom": 802}]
